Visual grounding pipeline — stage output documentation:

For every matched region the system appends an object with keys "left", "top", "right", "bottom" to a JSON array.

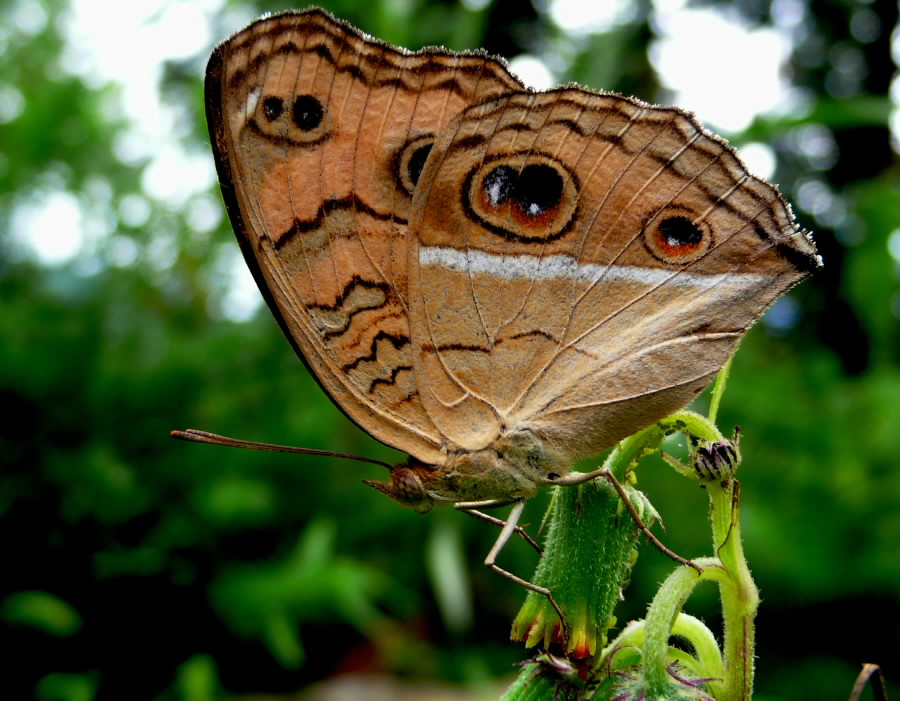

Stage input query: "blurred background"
[{"left": 1, "top": 0, "right": 898, "bottom": 699}]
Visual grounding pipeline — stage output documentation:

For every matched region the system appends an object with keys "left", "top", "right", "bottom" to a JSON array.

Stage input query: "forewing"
[{"left": 206, "top": 9, "right": 524, "bottom": 463}]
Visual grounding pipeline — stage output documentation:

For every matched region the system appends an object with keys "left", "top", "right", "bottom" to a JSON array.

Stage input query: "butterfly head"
[{"left": 363, "top": 460, "right": 436, "bottom": 514}]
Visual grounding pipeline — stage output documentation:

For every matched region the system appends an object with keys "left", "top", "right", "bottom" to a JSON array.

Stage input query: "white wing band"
[{"left": 418, "top": 245, "right": 771, "bottom": 289}]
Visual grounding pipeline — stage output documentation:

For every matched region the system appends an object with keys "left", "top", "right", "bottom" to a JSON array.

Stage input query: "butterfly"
[{"left": 186, "top": 8, "right": 818, "bottom": 544}]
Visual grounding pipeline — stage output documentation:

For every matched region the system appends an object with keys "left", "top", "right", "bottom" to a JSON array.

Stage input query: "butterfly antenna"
[{"left": 171, "top": 429, "right": 394, "bottom": 471}]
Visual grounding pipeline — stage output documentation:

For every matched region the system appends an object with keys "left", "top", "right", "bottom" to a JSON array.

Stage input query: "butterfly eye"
[
  {"left": 395, "top": 135, "right": 435, "bottom": 196},
  {"left": 643, "top": 207, "right": 711, "bottom": 264},
  {"left": 466, "top": 155, "right": 578, "bottom": 243}
]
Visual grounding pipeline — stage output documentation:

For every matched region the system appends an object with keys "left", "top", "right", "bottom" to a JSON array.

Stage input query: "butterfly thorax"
[{"left": 364, "top": 430, "right": 569, "bottom": 513}]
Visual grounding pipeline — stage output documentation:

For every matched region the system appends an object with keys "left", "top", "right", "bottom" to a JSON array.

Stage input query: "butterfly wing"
[
  {"left": 408, "top": 89, "right": 819, "bottom": 460},
  {"left": 205, "top": 9, "right": 524, "bottom": 464}
]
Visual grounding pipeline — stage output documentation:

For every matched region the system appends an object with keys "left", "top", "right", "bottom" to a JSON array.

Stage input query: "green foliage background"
[{"left": 1, "top": 0, "right": 898, "bottom": 699}]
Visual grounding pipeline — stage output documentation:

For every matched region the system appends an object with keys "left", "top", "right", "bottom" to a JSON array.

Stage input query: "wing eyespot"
[
  {"left": 395, "top": 135, "right": 435, "bottom": 196},
  {"left": 249, "top": 89, "right": 330, "bottom": 145},
  {"left": 642, "top": 206, "right": 712, "bottom": 264},
  {"left": 292, "top": 95, "right": 324, "bottom": 131},
  {"left": 482, "top": 163, "right": 564, "bottom": 225},
  {"left": 262, "top": 96, "right": 284, "bottom": 121},
  {"left": 464, "top": 153, "right": 578, "bottom": 243}
]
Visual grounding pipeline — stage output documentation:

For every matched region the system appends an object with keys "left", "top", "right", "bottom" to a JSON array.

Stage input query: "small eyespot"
[
  {"left": 262, "top": 96, "right": 284, "bottom": 121},
  {"left": 643, "top": 207, "right": 711, "bottom": 264},
  {"left": 247, "top": 82, "right": 329, "bottom": 146},
  {"left": 407, "top": 144, "right": 433, "bottom": 187},
  {"left": 659, "top": 216, "right": 703, "bottom": 250},
  {"left": 292, "top": 95, "right": 323, "bottom": 131},
  {"left": 395, "top": 135, "right": 435, "bottom": 196}
]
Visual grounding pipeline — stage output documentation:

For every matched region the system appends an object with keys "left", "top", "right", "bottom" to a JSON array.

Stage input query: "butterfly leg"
[
  {"left": 454, "top": 502, "right": 542, "bottom": 554},
  {"left": 556, "top": 468, "right": 701, "bottom": 573},
  {"left": 456, "top": 499, "right": 570, "bottom": 641}
]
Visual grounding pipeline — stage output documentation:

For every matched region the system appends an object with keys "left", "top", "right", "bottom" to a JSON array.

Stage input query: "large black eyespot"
[
  {"left": 482, "top": 164, "right": 564, "bottom": 218},
  {"left": 292, "top": 95, "right": 323, "bottom": 131},
  {"left": 396, "top": 135, "right": 435, "bottom": 196},
  {"left": 518, "top": 165, "right": 564, "bottom": 216},
  {"left": 465, "top": 154, "right": 577, "bottom": 243},
  {"left": 642, "top": 206, "right": 711, "bottom": 263},
  {"left": 659, "top": 216, "right": 703, "bottom": 248}
]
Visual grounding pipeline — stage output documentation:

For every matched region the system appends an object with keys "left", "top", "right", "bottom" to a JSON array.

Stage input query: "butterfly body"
[
  {"left": 205, "top": 8, "right": 819, "bottom": 512},
  {"left": 371, "top": 429, "right": 572, "bottom": 512}
]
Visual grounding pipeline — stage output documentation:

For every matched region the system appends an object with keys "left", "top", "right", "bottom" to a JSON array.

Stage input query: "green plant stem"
[
  {"left": 500, "top": 662, "right": 564, "bottom": 700},
  {"left": 627, "top": 403, "right": 758, "bottom": 700},
  {"left": 641, "top": 476, "right": 758, "bottom": 700},
  {"left": 507, "top": 386, "right": 759, "bottom": 700},
  {"left": 659, "top": 410, "right": 726, "bottom": 446},
  {"left": 606, "top": 612, "right": 724, "bottom": 677},
  {"left": 640, "top": 557, "right": 716, "bottom": 695},
  {"left": 707, "top": 357, "right": 733, "bottom": 425},
  {"left": 706, "top": 479, "right": 758, "bottom": 701},
  {"left": 509, "top": 477, "right": 649, "bottom": 658},
  {"left": 507, "top": 426, "right": 668, "bottom": 693},
  {"left": 673, "top": 613, "right": 726, "bottom": 677}
]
